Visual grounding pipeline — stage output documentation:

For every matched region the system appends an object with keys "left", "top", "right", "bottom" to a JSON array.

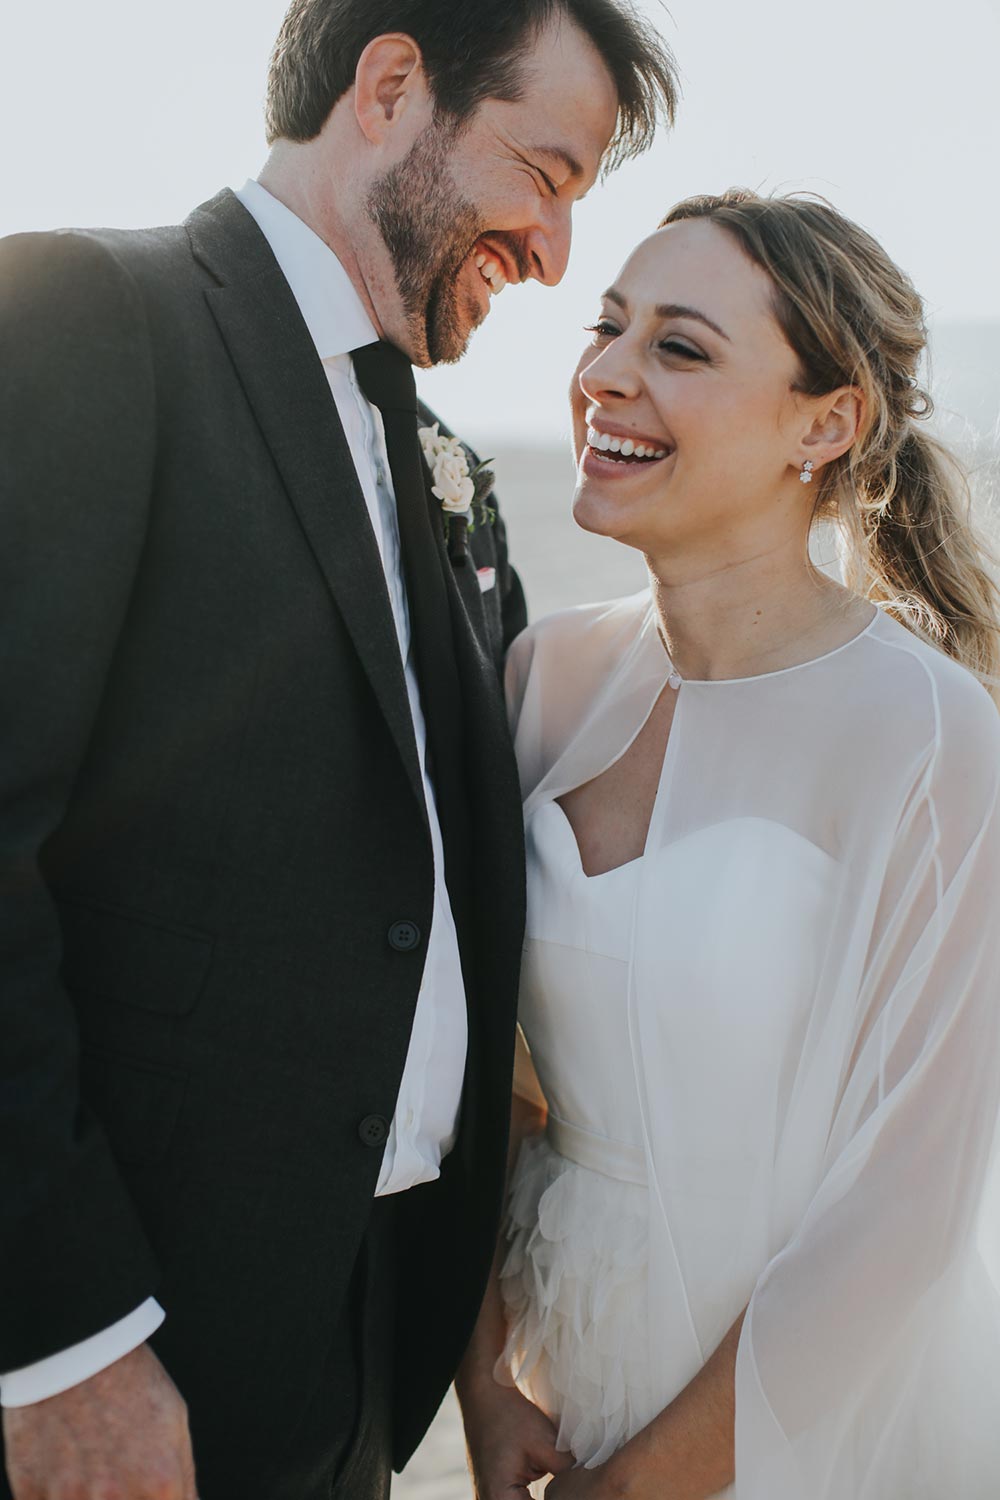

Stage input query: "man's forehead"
[{"left": 513, "top": 17, "right": 620, "bottom": 162}]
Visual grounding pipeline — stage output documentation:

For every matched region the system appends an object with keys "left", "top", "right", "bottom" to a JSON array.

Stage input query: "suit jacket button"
[
  {"left": 358, "top": 1114, "right": 390, "bottom": 1147},
  {"left": 387, "top": 920, "right": 421, "bottom": 952}
]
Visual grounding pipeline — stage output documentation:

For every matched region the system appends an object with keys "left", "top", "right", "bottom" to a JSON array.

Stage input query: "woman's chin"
[{"left": 572, "top": 487, "right": 642, "bottom": 545}]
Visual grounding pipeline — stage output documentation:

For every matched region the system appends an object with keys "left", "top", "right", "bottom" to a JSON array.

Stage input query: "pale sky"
[{"left": 4, "top": 0, "right": 998, "bottom": 445}]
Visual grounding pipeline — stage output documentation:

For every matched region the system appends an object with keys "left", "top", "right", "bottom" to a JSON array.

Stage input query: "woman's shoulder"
[
  {"left": 864, "top": 609, "right": 1000, "bottom": 795},
  {"left": 507, "top": 589, "right": 651, "bottom": 677},
  {"left": 504, "top": 589, "right": 653, "bottom": 749}
]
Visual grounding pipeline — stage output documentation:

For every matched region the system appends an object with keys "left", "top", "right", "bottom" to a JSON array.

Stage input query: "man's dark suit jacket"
[{"left": 0, "top": 190, "right": 527, "bottom": 1479}]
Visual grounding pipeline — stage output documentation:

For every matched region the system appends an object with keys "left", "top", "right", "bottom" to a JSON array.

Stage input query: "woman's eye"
[
  {"left": 660, "top": 339, "right": 706, "bottom": 361},
  {"left": 583, "top": 320, "right": 620, "bottom": 340}
]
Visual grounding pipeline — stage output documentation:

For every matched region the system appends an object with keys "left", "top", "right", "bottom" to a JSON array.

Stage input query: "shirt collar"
[{"left": 235, "top": 178, "right": 378, "bottom": 360}]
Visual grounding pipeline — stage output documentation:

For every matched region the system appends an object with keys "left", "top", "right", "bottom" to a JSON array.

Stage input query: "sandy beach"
[
  {"left": 474, "top": 442, "right": 648, "bottom": 620},
  {"left": 392, "top": 1389, "right": 470, "bottom": 1500}
]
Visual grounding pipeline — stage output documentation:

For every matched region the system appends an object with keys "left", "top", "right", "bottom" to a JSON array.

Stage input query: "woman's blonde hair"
[{"left": 661, "top": 189, "right": 1000, "bottom": 687}]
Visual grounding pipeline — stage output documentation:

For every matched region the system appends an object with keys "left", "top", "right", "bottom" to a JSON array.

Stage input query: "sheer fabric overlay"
[{"left": 502, "top": 590, "right": 1000, "bottom": 1499}]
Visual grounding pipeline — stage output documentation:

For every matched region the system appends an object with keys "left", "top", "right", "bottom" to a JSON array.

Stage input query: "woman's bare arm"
[{"left": 546, "top": 1309, "right": 747, "bottom": 1500}]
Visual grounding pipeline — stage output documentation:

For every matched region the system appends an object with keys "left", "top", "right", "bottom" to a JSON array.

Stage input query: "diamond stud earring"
[{"left": 799, "top": 460, "right": 815, "bottom": 485}]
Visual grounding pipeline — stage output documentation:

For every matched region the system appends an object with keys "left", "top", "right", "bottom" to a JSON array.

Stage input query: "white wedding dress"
[
  {"left": 500, "top": 797, "right": 730, "bottom": 1485},
  {"left": 496, "top": 590, "right": 1000, "bottom": 1500}
]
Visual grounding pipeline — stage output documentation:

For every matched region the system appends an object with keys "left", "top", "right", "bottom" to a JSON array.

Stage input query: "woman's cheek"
[{"left": 569, "top": 346, "right": 593, "bottom": 463}]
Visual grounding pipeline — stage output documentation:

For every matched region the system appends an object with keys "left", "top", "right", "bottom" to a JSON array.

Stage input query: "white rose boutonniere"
[
  {"left": 417, "top": 422, "right": 496, "bottom": 562},
  {"left": 430, "top": 449, "right": 476, "bottom": 515}
]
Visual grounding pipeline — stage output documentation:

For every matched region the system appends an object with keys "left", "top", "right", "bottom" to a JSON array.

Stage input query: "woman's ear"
[
  {"left": 799, "top": 385, "right": 866, "bottom": 472},
  {"left": 353, "top": 33, "right": 429, "bottom": 144}
]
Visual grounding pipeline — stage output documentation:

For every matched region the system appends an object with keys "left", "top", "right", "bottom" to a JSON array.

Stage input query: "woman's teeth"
[
  {"left": 586, "top": 426, "right": 669, "bottom": 461},
  {"left": 475, "top": 252, "right": 507, "bottom": 295}
]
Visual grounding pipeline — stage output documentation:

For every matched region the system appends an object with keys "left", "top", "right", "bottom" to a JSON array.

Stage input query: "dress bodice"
[{"left": 520, "top": 798, "right": 643, "bottom": 1153}]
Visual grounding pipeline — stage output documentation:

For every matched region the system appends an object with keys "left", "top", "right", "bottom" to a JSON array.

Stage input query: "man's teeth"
[
  {"left": 586, "top": 426, "right": 668, "bottom": 460},
  {"left": 475, "top": 252, "right": 507, "bottom": 295}
]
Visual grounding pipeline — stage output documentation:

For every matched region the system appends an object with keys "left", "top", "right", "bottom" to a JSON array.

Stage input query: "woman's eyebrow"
[{"left": 603, "top": 287, "right": 732, "bottom": 343}]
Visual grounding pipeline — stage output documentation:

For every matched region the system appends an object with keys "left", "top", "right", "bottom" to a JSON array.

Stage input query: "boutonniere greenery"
[{"left": 418, "top": 423, "right": 496, "bottom": 560}]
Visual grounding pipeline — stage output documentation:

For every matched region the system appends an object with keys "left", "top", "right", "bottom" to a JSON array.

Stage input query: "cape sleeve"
[
  {"left": 504, "top": 593, "right": 656, "bottom": 804},
  {"left": 734, "top": 665, "right": 1000, "bottom": 1497},
  {"left": 504, "top": 612, "right": 564, "bottom": 804}
]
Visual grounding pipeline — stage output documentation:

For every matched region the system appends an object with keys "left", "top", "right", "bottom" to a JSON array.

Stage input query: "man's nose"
[{"left": 524, "top": 203, "right": 573, "bottom": 287}]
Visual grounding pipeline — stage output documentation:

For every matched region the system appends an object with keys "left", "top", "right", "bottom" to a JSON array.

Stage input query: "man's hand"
[
  {"left": 3, "top": 1341, "right": 197, "bottom": 1500},
  {"left": 459, "top": 1373, "right": 573, "bottom": 1499}
]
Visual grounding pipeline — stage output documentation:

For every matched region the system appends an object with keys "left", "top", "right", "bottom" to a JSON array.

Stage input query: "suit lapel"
[
  {"left": 402, "top": 420, "right": 524, "bottom": 1012},
  {"left": 433, "top": 495, "right": 526, "bottom": 938},
  {"left": 417, "top": 438, "right": 524, "bottom": 937},
  {"left": 186, "top": 191, "right": 425, "bottom": 817},
  {"left": 186, "top": 192, "right": 524, "bottom": 963}
]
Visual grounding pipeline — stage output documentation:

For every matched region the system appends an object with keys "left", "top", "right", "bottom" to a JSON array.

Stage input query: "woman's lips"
[
  {"left": 580, "top": 442, "right": 675, "bottom": 480},
  {"left": 586, "top": 424, "right": 671, "bottom": 460},
  {"left": 581, "top": 423, "right": 675, "bottom": 478}
]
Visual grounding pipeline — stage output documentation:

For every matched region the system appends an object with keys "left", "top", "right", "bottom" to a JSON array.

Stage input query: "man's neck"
[{"left": 257, "top": 149, "right": 386, "bottom": 339}]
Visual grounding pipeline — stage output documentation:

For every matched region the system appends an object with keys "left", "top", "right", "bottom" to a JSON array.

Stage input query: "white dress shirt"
[{"left": 0, "top": 180, "right": 468, "bottom": 1408}]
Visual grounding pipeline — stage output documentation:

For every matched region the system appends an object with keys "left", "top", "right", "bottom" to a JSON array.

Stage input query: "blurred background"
[{"left": 3, "top": 0, "right": 997, "bottom": 1491}]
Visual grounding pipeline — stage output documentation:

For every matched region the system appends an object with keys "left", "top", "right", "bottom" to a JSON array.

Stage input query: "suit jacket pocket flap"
[{"left": 58, "top": 896, "right": 214, "bottom": 1015}]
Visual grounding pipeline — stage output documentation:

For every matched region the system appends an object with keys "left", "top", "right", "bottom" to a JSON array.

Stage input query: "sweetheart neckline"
[{"left": 538, "top": 798, "right": 645, "bottom": 881}]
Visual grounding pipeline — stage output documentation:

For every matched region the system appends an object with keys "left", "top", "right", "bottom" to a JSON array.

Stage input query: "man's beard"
[{"left": 366, "top": 121, "right": 489, "bottom": 366}]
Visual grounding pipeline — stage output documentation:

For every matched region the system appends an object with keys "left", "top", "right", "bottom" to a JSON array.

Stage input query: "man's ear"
[
  {"left": 354, "top": 33, "right": 429, "bottom": 144},
  {"left": 799, "top": 385, "right": 865, "bottom": 470}
]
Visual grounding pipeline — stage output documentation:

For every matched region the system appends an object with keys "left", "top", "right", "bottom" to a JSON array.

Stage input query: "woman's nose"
[{"left": 577, "top": 341, "right": 642, "bottom": 403}]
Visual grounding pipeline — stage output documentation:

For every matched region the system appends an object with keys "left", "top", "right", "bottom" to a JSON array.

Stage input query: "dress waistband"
[{"left": 546, "top": 1114, "right": 647, "bottom": 1186}]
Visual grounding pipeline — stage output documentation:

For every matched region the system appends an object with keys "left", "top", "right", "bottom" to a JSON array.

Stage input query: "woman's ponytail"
[{"left": 842, "top": 425, "right": 1000, "bottom": 688}]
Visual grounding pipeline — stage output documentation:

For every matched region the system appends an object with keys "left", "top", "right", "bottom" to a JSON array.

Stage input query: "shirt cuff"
[{"left": 0, "top": 1298, "right": 165, "bottom": 1408}]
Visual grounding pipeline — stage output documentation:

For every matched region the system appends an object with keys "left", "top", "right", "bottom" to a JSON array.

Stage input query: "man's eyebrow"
[
  {"left": 528, "top": 145, "right": 586, "bottom": 180},
  {"left": 603, "top": 287, "right": 732, "bottom": 342}
]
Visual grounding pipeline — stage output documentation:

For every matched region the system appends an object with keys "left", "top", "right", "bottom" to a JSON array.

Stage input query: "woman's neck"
[{"left": 647, "top": 541, "right": 873, "bottom": 682}]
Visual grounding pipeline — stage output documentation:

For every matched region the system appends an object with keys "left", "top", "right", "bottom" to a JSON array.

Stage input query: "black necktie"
[{"left": 351, "top": 340, "right": 472, "bottom": 928}]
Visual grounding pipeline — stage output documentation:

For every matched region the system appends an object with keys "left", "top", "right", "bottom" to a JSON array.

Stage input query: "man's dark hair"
[{"left": 264, "top": 0, "right": 678, "bottom": 171}]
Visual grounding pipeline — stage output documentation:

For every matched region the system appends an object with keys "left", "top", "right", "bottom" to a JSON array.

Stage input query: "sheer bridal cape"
[{"left": 505, "top": 590, "right": 1000, "bottom": 1499}]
